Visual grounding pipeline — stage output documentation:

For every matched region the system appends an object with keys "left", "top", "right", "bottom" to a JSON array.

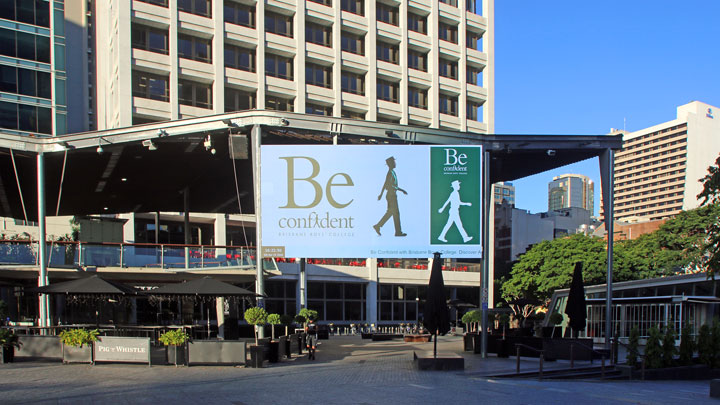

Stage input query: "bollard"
[
  {"left": 641, "top": 357, "right": 646, "bottom": 380},
  {"left": 601, "top": 356, "right": 605, "bottom": 379},
  {"left": 516, "top": 346, "right": 521, "bottom": 374},
  {"left": 570, "top": 344, "right": 574, "bottom": 369},
  {"left": 539, "top": 353, "right": 544, "bottom": 381}
]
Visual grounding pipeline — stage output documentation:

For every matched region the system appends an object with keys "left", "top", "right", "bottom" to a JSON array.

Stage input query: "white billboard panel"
[{"left": 260, "top": 145, "right": 482, "bottom": 258}]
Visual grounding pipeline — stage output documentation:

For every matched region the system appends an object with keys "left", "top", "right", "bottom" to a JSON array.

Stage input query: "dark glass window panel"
[
  {"left": 224, "top": 44, "right": 255, "bottom": 72},
  {"left": 377, "top": 42, "right": 398, "bottom": 64},
  {"left": 0, "top": 65, "right": 17, "bottom": 93},
  {"left": 406, "top": 286, "right": 418, "bottom": 300},
  {"left": 0, "top": 101, "right": 17, "bottom": 130},
  {"left": 148, "top": 30, "right": 169, "bottom": 54},
  {"left": 341, "top": 32, "right": 364, "bottom": 55},
  {"left": 377, "top": 80, "right": 398, "bottom": 103},
  {"left": 16, "top": 32, "right": 36, "bottom": 61},
  {"left": 178, "top": 0, "right": 210, "bottom": 17},
  {"left": 265, "top": 281, "right": 284, "bottom": 298},
  {"left": 379, "top": 302, "right": 392, "bottom": 321},
  {"left": 344, "top": 283, "right": 362, "bottom": 299},
  {"left": 325, "top": 282, "right": 343, "bottom": 299},
  {"left": 408, "top": 50, "right": 427, "bottom": 72},
  {"left": 0, "top": 28, "right": 16, "bottom": 57},
  {"left": 393, "top": 285, "right": 404, "bottom": 300},
  {"left": 35, "top": 35, "right": 50, "bottom": 63},
  {"left": 225, "top": 2, "right": 255, "bottom": 28},
  {"left": 265, "top": 12, "right": 292, "bottom": 37},
  {"left": 405, "top": 302, "right": 417, "bottom": 321},
  {"left": 17, "top": 68, "right": 36, "bottom": 96},
  {"left": 266, "top": 96, "right": 293, "bottom": 111},
  {"left": 379, "top": 284, "right": 392, "bottom": 300},
  {"left": 341, "top": 0, "right": 364, "bottom": 16},
  {"left": 224, "top": 87, "right": 256, "bottom": 111},
  {"left": 392, "top": 302, "right": 404, "bottom": 321},
  {"left": 308, "top": 300, "right": 324, "bottom": 320},
  {"left": 376, "top": 3, "right": 398, "bottom": 26},
  {"left": 16, "top": 1, "right": 35, "bottom": 25},
  {"left": 308, "top": 282, "right": 324, "bottom": 299},
  {"left": 137, "top": 0, "right": 169, "bottom": 6},
  {"left": 305, "top": 63, "right": 331, "bottom": 88},
  {"left": 341, "top": 71, "right": 364, "bottom": 95},
  {"left": 408, "top": 13, "right": 426, "bottom": 34},
  {"left": 285, "top": 281, "right": 296, "bottom": 298},
  {"left": 265, "top": 299, "right": 284, "bottom": 315},
  {"left": 326, "top": 301, "right": 343, "bottom": 320},
  {"left": 0, "top": 0, "right": 15, "bottom": 21},
  {"left": 306, "top": 22, "right": 331, "bottom": 47},
  {"left": 439, "top": 22, "right": 458, "bottom": 44},
  {"left": 34, "top": 0, "right": 49, "bottom": 27},
  {"left": 345, "top": 301, "right": 362, "bottom": 321},
  {"left": 36, "top": 106, "right": 51, "bottom": 134},
  {"left": 18, "top": 103, "right": 37, "bottom": 132},
  {"left": 148, "top": 77, "right": 168, "bottom": 100}
]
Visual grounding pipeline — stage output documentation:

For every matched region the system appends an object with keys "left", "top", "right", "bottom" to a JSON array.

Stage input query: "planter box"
[
  {"left": 249, "top": 345, "right": 264, "bottom": 368},
  {"left": 361, "top": 333, "right": 373, "bottom": 339},
  {"left": 268, "top": 341, "right": 280, "bottom": 363},
  {"left": 289, "top": 333, "right": 300, "bottom": 356},
  {"left": 463, "top": 334, "right": 475, "bottom": 351},
  {"left": 187, "top": 340, "right": 246, "bottom": 366},
  {"left": 94, "top": 336, "right": 151, "bottom": 365},
  {"left": 281, "top": 335, "right": 291, "bottom": 359},
  {"left": 277, "top": 336, "right": 287, "bottom": 360},
  {"left": 371, "top": 334, "right": 403, "bottom": 341},
  {"left": 542, "top": 338, "right": 595, "bottom": 361},
  {"left": 63, "top": 344, "right": 93, "bottom": 364},
  {"left": 167, "top": 345, "right": 186, "bottom": 366},
  {"left": 404, "top": 334, "right": 432, "bottom": 342},
  {"left": 1, "top": 346, "right": 14, "bottom": 363},
  {"left": 16, "top": 335, "right": 62, "bottom": 360},
  {"left": 633, "top": 364, "right": 720, "bottom": 380}
]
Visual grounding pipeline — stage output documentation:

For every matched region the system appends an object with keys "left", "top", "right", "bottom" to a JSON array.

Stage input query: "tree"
[
  {"left": 244, "top": 307, "right": 268, "bottom": 345},
  {"left": 297, "top": 308, "right": 318, "bottom": 328},
  {"left": 626, "top": 326, "right": 640, "bottom": 368},
  {"left": 661, "top": 326, "right": 677, "bottom": 367},
  {"left": 267, "top": 313, "right": 281, "bottom": 340},
  {"left": 644, "top": 326, "right": 663, "bottom": 369},
  {"left": 679, "top": 322, "right": 695, "bottom": 366},
  {"left": 697, "top": 155, "right": 720, "bottom": 278},
  {"left": 280, "top": 314, "right": 294, "bottom": 336},
  {"left": 698, "top": 324, "right": 713, "bottom": 367}
]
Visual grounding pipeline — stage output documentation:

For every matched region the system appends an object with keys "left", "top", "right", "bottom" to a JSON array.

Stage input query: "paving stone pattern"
[{"left": 0, "top": 335, "right": 715, "bottom": 404}]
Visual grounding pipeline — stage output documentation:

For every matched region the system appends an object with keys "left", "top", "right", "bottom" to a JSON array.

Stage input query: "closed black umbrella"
[
  {"left": 565, "top": 262, "right": 587, "bottom": 338},
  {"left": 424, "top": 252, "right": 450, "bottom": 358},
  {"left": 28, "top": 274, "right": 138, "bottom": 296},
  {"left": 147, "top": 276, "right": 256, "bottom": 297}
]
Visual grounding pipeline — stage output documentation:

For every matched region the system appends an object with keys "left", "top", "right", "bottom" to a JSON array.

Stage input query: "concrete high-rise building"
[
  {"left": 0, "top": 0, "right": 70, "bottom": 136},
  {"left": 612, "top": 101, "right": 720, "bottom": 222},
  {"left": 548, "top": 174, "right": 594, "bottom": 216},
  {"left": 86, "top": 0, "right": 493, "bottom": 132},
  {"left": 492, "top": 181, "right": 514, "bottom": 206}
]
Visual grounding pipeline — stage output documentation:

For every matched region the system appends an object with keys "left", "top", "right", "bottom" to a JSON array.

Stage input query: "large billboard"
[{"left": 260, "top": 145, "right": 482, "bottom": 258}]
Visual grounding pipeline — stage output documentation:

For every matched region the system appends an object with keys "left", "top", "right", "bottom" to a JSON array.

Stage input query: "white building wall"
[
  {"left": 681, "top": 101, "right": 720, "bottom": 209},
  {"left": 510, "top": 209, "right": 554, "bottom": 261}
]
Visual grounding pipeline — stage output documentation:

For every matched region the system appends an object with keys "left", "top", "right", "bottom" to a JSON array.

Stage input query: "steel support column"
[
  {"left": 37, "top": 152, "right": 49, "bottom": 328},
  {"left": 251, "top": 124, "right": 265, "bottom": 338},
  {"left": 600, "top": 149, "right": 615, "bottom": 350}
]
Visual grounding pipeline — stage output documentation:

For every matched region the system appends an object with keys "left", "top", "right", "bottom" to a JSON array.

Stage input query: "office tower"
[
  {"left": 492, "top": 181, "right": 514, "bottom": 206},
  {"left": 548, "top": 174, "right": 593, "bottom": 216}
]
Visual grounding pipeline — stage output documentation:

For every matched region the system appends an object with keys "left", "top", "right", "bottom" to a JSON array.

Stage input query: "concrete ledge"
[
  {"left": 711, "top": 379, "right": 720, "bottom": 398},
  {"left": 413, "top": 351, "right": 464, "bottom": 371},
  {"left": 404, "top": 334, "right": 432, "bottom": 343},
  {"left": 371, "top": 334, "right": 404, "bottom": 341}
]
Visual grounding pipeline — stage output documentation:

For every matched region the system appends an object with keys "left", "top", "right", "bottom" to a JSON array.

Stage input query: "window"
[
  {"left": 0, "top": 101, "right": 51, "bottom": 134},
  {"left": 224, "top": 44, "right": 255, "bottom": 72},
  {"left": 408, "top": 50, "right": 428, "bottom": 72},
  {"left": 439, "top": 93, "right": 458, "bottom": 116},
  {"left": 0, "top": 65, "right": 51, "bottom": 98},
  {"left": 467, "top": 30, "right": 482, "bottom": 50},
  {"left": 0, "top": 0, "right": 50, "bottom": 27},
  {"left": 265, "top": 12, "right": 293, "bottom": 38},
  {"left": 266, "top": 96, "right": 294, "bottom": 111},
  {"left": 408, "top": 12, "right": 427, "bottom": 34},
  {"left": 224, "top": 1, "right": 255, "bottom": 28},
  {"left": 306, "top": 22, "right": 332, "bottom": 47},
  {"left": 466, "top": 100, "right": 482, "bottom": 120},
  {"left": 377, "top": 41, "right": 399, "bottom": 64},
  {"left": 408, "top": 86, "right": 427, "bottom": 109},
  {"left": 376, "top": 3, "right": 398, "bottom": 26},
  {"left": 342, "top": 109, "right": 365, "bottom": 120},
  {"left": 466, "top": 66, "right": 482, "bottom": 85},
  {"left": 137, "top": 0, "right": 168, "bottom": 6},
  {"left": 305, "top": 63, "right": 332, "bottom": 88},
  {"left": 439, "top": 57, "right": 457, "bottom": 79},
  {"left": 341, "top": 0, "right": 364, "bottom": 16},
  {"left": 178, "top": 34, "right": 212, "bottom": 63},
  {"left": 341, "top": 31, "right": 364, "bottom": 55},
  {"left": 466, "top": 0, "right": 481, "bottom": 15},
  {"left": 132, "top": 71, "right": 169, "bottom": 102},
  {"left": 341, "top": 71, "right": 364, "bottom": 95},
  {"left": 225, "top": 87, "right": 256, "bottom": 111},
  {"left": 132, "top": 116, "right": 164, "bottom": 125},
  {"left": 178, "top": 80, "right": 212, "bottom": 109},
  {"left": 309, "top": 0, "right": 332, "bottom": 6},
  {"left": 306, "top": 102, "right": 332, "bottom": 116},
  {"left": 0, "top": 28, "right": 50, "bottom": 63},
  {"left": 377, "top": 79, "right": 398, "bottom": 103},
  {"left": 178, "top": 0, "right": 211, "bottom": 17},
  {"left": 439, "top": 22, "right": 458, "bottom": 43},
  {"left": 132, "top": 25, "right": 169, "bottom": 54},
  {"left": 440, "top": 0, "right": 458, "bottom": 6},
  {"left": 265, "top": 53, "right": 293, "bottom": 80}
]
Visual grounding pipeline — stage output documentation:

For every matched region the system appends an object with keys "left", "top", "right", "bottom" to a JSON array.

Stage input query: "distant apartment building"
[
  {"left": 492, "top": 181, "right": 514, "bottom": 206},
  {"left": 548, "top": 174, "right": 594, "bottom": 216},
  {"left": 611, "top": 101, "right": 720, "bottom": 222}
]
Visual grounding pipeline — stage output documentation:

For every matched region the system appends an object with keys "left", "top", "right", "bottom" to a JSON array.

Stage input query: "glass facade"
[{"left": 306, "top": 281, "right": 366, "bottom": 322}]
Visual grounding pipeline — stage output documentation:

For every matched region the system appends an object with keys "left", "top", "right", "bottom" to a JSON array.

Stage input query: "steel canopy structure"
[{"left": 0, "top": 111, "right": 622, "bottom": 354}]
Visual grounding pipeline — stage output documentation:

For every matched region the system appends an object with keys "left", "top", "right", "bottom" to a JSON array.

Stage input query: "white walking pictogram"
[{"left": 437, "top": 180, "right": 473, "bottom": 243}]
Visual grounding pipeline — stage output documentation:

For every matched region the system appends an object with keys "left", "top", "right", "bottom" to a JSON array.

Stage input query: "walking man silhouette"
[
  {"left": 437, "top": 180, "right": 473, "bottom": 243},
  {"left": 374, "top": 156, "right": 407, "bottom": 237}
]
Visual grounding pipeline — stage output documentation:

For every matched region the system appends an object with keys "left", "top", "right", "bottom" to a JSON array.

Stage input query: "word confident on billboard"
[{"left": 260, "top": 145, "right": 483, "bottom": 259}]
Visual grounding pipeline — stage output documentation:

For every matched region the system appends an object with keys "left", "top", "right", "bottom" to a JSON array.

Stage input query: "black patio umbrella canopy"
[
  {"left": 29, "top": 274, "right": 138, "bottom": 295},
  {"left": 565, "top": 262, "right": 587, "bottom": 337},
  {"left": 424, "top": 252, "right": 450, "bottom": 358},
  {"left": 147, "top": 276, "right": 256, "bottom": 297}
]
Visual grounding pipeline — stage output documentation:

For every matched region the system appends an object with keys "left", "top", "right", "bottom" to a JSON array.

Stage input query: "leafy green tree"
[
  {"left": 502, "top": 234, "right": 607, "bottom": 304},
  {"left": 244, "top": 307, "right": 268, "bottom": 345},
  {"left": 679, "top": 322, "right": 695, "bottom": 365},
  {"left": 280, "top": 314, "right": 294, "bottom": 336},
  {"left": 298, "top": 308, "right": 318, "bottom": 327},
  {"left": 713, "top": 319, "right": 720, "bottom": 368},
  {"left": 267, "top": 313, "right": 281, "bottom": 340},
  {"left": 662, "top": 325, "right": 677, "bottom": 367},
  {"left": 645, "top": 326, "right": 663, "bottom": 369},
  {"left": 697, "top": 155, "right": 720, "bottom": 278},
  {"left": 698, "top": 324, "right": 713, "bottom": 367},
  {"left": 626, "top": 326, "right": 640, "bottom": 368}
]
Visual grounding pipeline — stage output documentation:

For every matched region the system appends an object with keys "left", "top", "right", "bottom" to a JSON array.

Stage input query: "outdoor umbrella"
[
  {"left": 424, "top": 252, "right": 450, "bottom": 358},
  {"left": 447, "top": 299, "right": 476, "bottom": 330},
  {"left": 28, "top": 274, "right": 138, "bottom": 296},
  {"left": 147, "top": 276, "right": 257, "bottom": 297},
  {"left": 565, "top": 262, "right": 587, "bottom": 337}
]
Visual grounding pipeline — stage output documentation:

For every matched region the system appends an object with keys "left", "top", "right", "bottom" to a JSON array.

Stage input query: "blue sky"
[{"left": 493, "top": 1, "right": 720, "bottom": 215}]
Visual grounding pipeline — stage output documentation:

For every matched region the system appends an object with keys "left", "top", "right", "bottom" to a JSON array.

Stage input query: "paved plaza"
[{"left": 0, "top": 335, "right": 716, "bottom": 404}]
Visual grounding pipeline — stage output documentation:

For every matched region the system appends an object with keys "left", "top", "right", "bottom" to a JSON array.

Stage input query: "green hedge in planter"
[
  {"left": 159, "top": 329, "right": 190, "bottom": 346},
  {"left": 59, "top": 329, "right": 99, "bottom": 348}
]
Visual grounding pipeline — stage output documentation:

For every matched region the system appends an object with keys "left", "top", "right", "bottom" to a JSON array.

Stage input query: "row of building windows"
[
  {"left": 0, "top": 100, "right": 52, "bottom": 134},
  {"left": 615, "top": 146, "right": 687, "bottom": 172},
  {"left": 615, "top": 157, "right": 686, "bottom": 180},
  {"left": 0, "top": 64, "right": 51, "bottom": 99},
  {"left": 0, "top": 27, "right": 51, "bottom": 64},
  {"left": 616, "top": 138, "right": 687, "bottom": 161},
  {"left": 615, "top": 192, "right": 683, "bottom": 207},
  {"left": 0, "top": 0, "right": 50, "bottom": 28},
  {"left": 621, "top": 124, "right": 688, "bottom": 149},
  {"left": 615, "top": 199, "right": 683, "bottom": 215}
]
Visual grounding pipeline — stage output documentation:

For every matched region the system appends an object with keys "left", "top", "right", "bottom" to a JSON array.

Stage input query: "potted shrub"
[
  {"left": 158, "top": 329, "right": 189, "bottom": 366},
  {"left": 59, "top": 328, "right": 99, "bottom": 364},
  {"left": 244, "top": 307, "right": 268, "bottom": 368},
  {"left": 547, "top": 312, "right": 564, "bottom": 338},
  {"left": 267, "top": 313, "right": 281, "bottom": 340},
  {"left": 266, "top": 313, "right": 281, "bottom": 363},
  {"left": 679, "top": 322, "right": 695, "bottom": 366},
  {"left": 626, "top": 326, "right": 640, "bottom": 368},
  {"left": 0, "top": 329, "right": 20, "bottom": 363},
  {"left": 280, "top": 314, "right": 294, "bottom": 358}
]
